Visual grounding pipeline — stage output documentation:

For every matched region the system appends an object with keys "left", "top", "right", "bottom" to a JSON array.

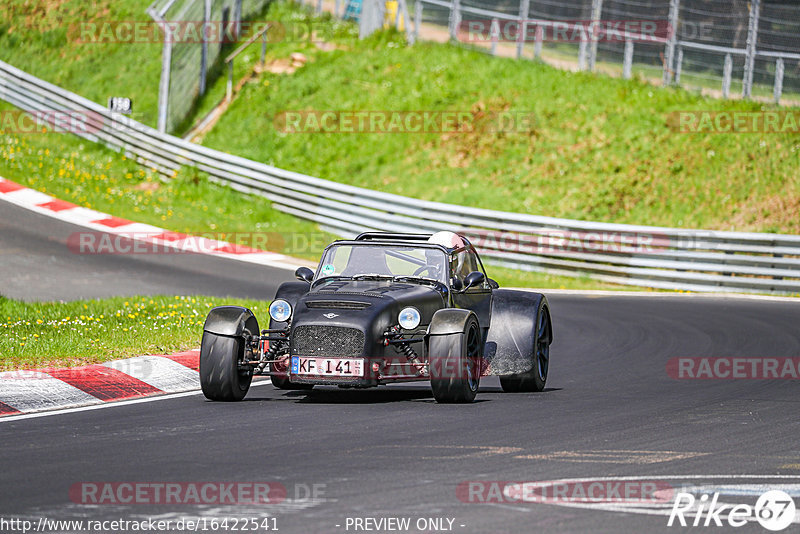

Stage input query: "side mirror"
[
  {"left": 463, "top": 271, "right": 485, "bottom": 290},
  {"left": 487, "top": 278, "right": 499, "bottom": 289},
  {"left": 295, "top": 266, "right": 314, "bottom": 283}
]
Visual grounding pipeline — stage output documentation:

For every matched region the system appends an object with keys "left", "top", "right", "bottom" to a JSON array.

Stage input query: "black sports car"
[{"left": 199, "top": 231, "right": 553, "bottom": 403}]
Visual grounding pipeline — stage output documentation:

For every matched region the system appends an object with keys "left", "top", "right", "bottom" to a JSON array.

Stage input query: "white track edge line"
[{"left": 0, "top": 380, "right": 273, "bottom": 423}]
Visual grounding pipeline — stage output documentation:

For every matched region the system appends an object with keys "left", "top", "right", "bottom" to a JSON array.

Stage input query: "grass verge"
[{"left": 0, "top": 295, "right": 273, "bottom": 370}]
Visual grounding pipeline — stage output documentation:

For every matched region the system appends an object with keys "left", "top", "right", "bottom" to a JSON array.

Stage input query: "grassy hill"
[{"left": 200, "top": 3, "right": 800, "bottom": 234}]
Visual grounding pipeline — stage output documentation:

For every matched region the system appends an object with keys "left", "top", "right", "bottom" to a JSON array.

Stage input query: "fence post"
[
  {"left": 674, "top": 45, "right": 683, "bottom": 84},
  {"left": 400, "top": 0, "right": 412, "bottom": 41},
  {"left": 663, "top": 0, "right": 679, "bottom": 85},
  {"left": 534, "top": 24, "right": 542, "bottom": 58},
  {"left": 490, "top": 17, "right": 499, "bottom": 56},
  {"left": 588, "top": 0, "right": 603, "bottom": 71},
  {"left": 413, "top": 1, "right": 422, "bottom": 44},
  {"left": 722, "top": 53, "right": 732, "bottom": 98},
  {"left": 156, "top": 26, "right": 172, "bottom": 133},
  {"left": 199, "top": 0, "right": 211, "bottom": 95},
  {"left": 774, "top": 58, "right": 784, "bottom": 105},
  {"left": 578, "top": 38, "right": 588, "bottom": 71},
  {"left": 517, "top": 0, "right": 530, "bottom": 59},
  {"left": 316, "top": 0, "right": 323, "bottom": 14},
  {"left": 623, "top": 39, "right": 633, "bottom": 79},
  {"left": 234, "top": 0, "right": 242, "bottom": 38},
  {"left": 261, "top": 29, "right": 267, "bottom": 65},
  {"left": 227, "top": 60, "right": 234, "bottom": 101},
  {"left": 448, "top": 0, "right": 461, "bottom": 42},
  {"left": 742, "top": 0, "right": 760, "bottom": 98},
  {"left": 335, "top": 0, "right": 341, "bottom": 17}
]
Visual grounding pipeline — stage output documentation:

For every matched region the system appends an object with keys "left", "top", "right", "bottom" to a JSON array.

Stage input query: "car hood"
[{"left": 292, "top": 279, "right": 446, "bottom": 334}]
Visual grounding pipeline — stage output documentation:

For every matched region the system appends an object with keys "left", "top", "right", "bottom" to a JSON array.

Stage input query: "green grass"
[
  {"left": 201, "top": 2, "right": 800, "bottom": 235},
  {"left": 0, "top": 295, "right": 272, "bottom": 370},
  {"left": 0, "top": 0, "right": 163, "bottom": 128}
]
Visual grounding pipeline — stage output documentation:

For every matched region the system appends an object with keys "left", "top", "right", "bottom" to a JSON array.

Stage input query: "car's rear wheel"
[
  {"left": 199, "top": 331, "right": 252, "bottom": 401},
  {"left": 500, "top": 302, "right": 551, "bottom": 392},
  {"left": 429, "top": 315, "right": 481, "bottom": 403}
]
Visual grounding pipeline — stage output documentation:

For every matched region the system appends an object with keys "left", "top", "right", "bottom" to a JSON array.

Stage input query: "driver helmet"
[{"left": 427, "top": 231, "right": 466, "bottom": 250}]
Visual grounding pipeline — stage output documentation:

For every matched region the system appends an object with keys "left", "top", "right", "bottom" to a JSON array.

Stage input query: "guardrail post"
[
  {"left": 517, "top": 0, "right": 530, "bottom": 59},
  {"left": 742, "top": 0, "right": 760, "bottom": 98},
  {"left": 663, "top": 0, "right": 679, "bottom": 85},
  {"left": 722, "top": 53, "right": 732, "bottom": 98},
  {"left": 588, "top": 0, "right": 603, "bottom": 71},
  {"left": 448, "top": 0, "right": 461, "bottom": 42},
  {"left": 675, "top": 45, "right": 683, "bottom": 83},
  {"left": 773, "top": 58, "right": 784, "bottom": 105},
  {"left": 490, "top": 17, "right": 499, "bottom": 56},
  {"left": 412, "top": 1, "right": 422, "bottom": 44},
  {"left": 623, "top": 39, "right": 633, "bottom": 79}
]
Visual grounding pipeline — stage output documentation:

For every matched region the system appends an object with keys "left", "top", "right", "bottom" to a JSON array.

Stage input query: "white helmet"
[{"left": 427, "top": 231, "right": 466, "bottom": 250}]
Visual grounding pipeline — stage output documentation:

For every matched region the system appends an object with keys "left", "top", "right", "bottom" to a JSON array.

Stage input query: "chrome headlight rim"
[
  {"left": 269, "top": 299, "right": 292, "bottom": 322},
  {"left": 398, "top": 306, "right": 421, "bottom": 330}
]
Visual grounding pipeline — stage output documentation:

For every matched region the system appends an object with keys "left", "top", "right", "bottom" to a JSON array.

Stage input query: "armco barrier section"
[{"left": 1, "top": 59, "right": 799, "bottom": 294}]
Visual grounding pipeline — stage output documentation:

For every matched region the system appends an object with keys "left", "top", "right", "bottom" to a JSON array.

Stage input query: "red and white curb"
[
  {"left": 0, "top": 176, "right": 312, "bottom": 271},
  {"left": 0, "top": 350, "right": 203, "bottom": 417}
]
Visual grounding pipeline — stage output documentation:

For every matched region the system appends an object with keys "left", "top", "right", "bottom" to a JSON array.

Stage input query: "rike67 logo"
[{"left": 669, "top": 489, "right": 796, "bottom": 531}]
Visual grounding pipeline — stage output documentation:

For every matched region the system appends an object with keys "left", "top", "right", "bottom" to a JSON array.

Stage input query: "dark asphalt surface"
[
  {"left": 0, "top": 201, "right": 288, "bottom": 301},
  {"left": 1, "top": 198, "right": 800, "bottom": 533}
]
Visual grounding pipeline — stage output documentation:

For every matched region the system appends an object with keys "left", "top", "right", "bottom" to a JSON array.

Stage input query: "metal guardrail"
[{"left": 1, "top": 59, "right": 800, "bottom": 294}]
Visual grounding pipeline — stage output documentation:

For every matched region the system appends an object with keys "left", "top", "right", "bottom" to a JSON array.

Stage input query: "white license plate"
[{"left": 290, "top": 357, "right": 365, "bottom": 377}]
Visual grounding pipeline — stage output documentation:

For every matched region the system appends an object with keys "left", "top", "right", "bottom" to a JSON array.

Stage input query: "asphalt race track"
[{"left": 1, "top": 200, "right": 799, "bottom": 533}]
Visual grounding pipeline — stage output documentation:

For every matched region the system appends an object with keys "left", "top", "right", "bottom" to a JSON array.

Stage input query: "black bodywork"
[{"left": 201, "top": 232, "right": 553, "bottom": 399}]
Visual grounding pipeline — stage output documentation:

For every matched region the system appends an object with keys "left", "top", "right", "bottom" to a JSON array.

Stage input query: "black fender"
[
  {"left": 427, "top": 308, "right": 478, "bottom": 337},
  {"left": 268, "top": 281, "right": 310, "bottom": 329},
  {"left": 484, "top": 290, "right": 552, "bottom": 376},
  {"left": 203, "top": 306, "right": 260, "bottom": 338}
]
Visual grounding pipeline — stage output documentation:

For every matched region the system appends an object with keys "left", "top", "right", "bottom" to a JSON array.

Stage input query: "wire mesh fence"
[
  {"left": 408, "top": 0, "right": 800, "bottom": 103},
  {"left": 147, "top": 0, "right": 272, "bottom": 133}
]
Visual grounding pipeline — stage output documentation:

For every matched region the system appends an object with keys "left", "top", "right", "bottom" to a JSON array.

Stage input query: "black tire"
[
  {"left": 429, "top": 315, "right": 481, "bottom": 403},
  {"left": 270, "top": 374, "right": 314, "bottom": 390},
  {"left": 500, "top": 301, "right": 551, "bottom": 393},
  {"left": 200, "top": 331, "right": 252, "bottom": 401}
]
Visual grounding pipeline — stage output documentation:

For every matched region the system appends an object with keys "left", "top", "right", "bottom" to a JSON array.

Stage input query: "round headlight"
[
  {"left": 398, "top": 307, "right": 421, "bottom": 330},
  {"left": 269, "top": 299, "right": 292, "bottom": 322}
]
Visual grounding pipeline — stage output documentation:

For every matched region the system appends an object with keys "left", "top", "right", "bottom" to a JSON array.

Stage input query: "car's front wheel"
[
  {"left": 199, "top": 331, "right": 252, "bottom": 401},
  {"left": 429, "top": 315, "right": 481, "bottom": 403}
]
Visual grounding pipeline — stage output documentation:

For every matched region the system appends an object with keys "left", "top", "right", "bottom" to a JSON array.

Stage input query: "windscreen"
[{"left": 317, "top": 244, "right": 448, "bottom": 284}]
